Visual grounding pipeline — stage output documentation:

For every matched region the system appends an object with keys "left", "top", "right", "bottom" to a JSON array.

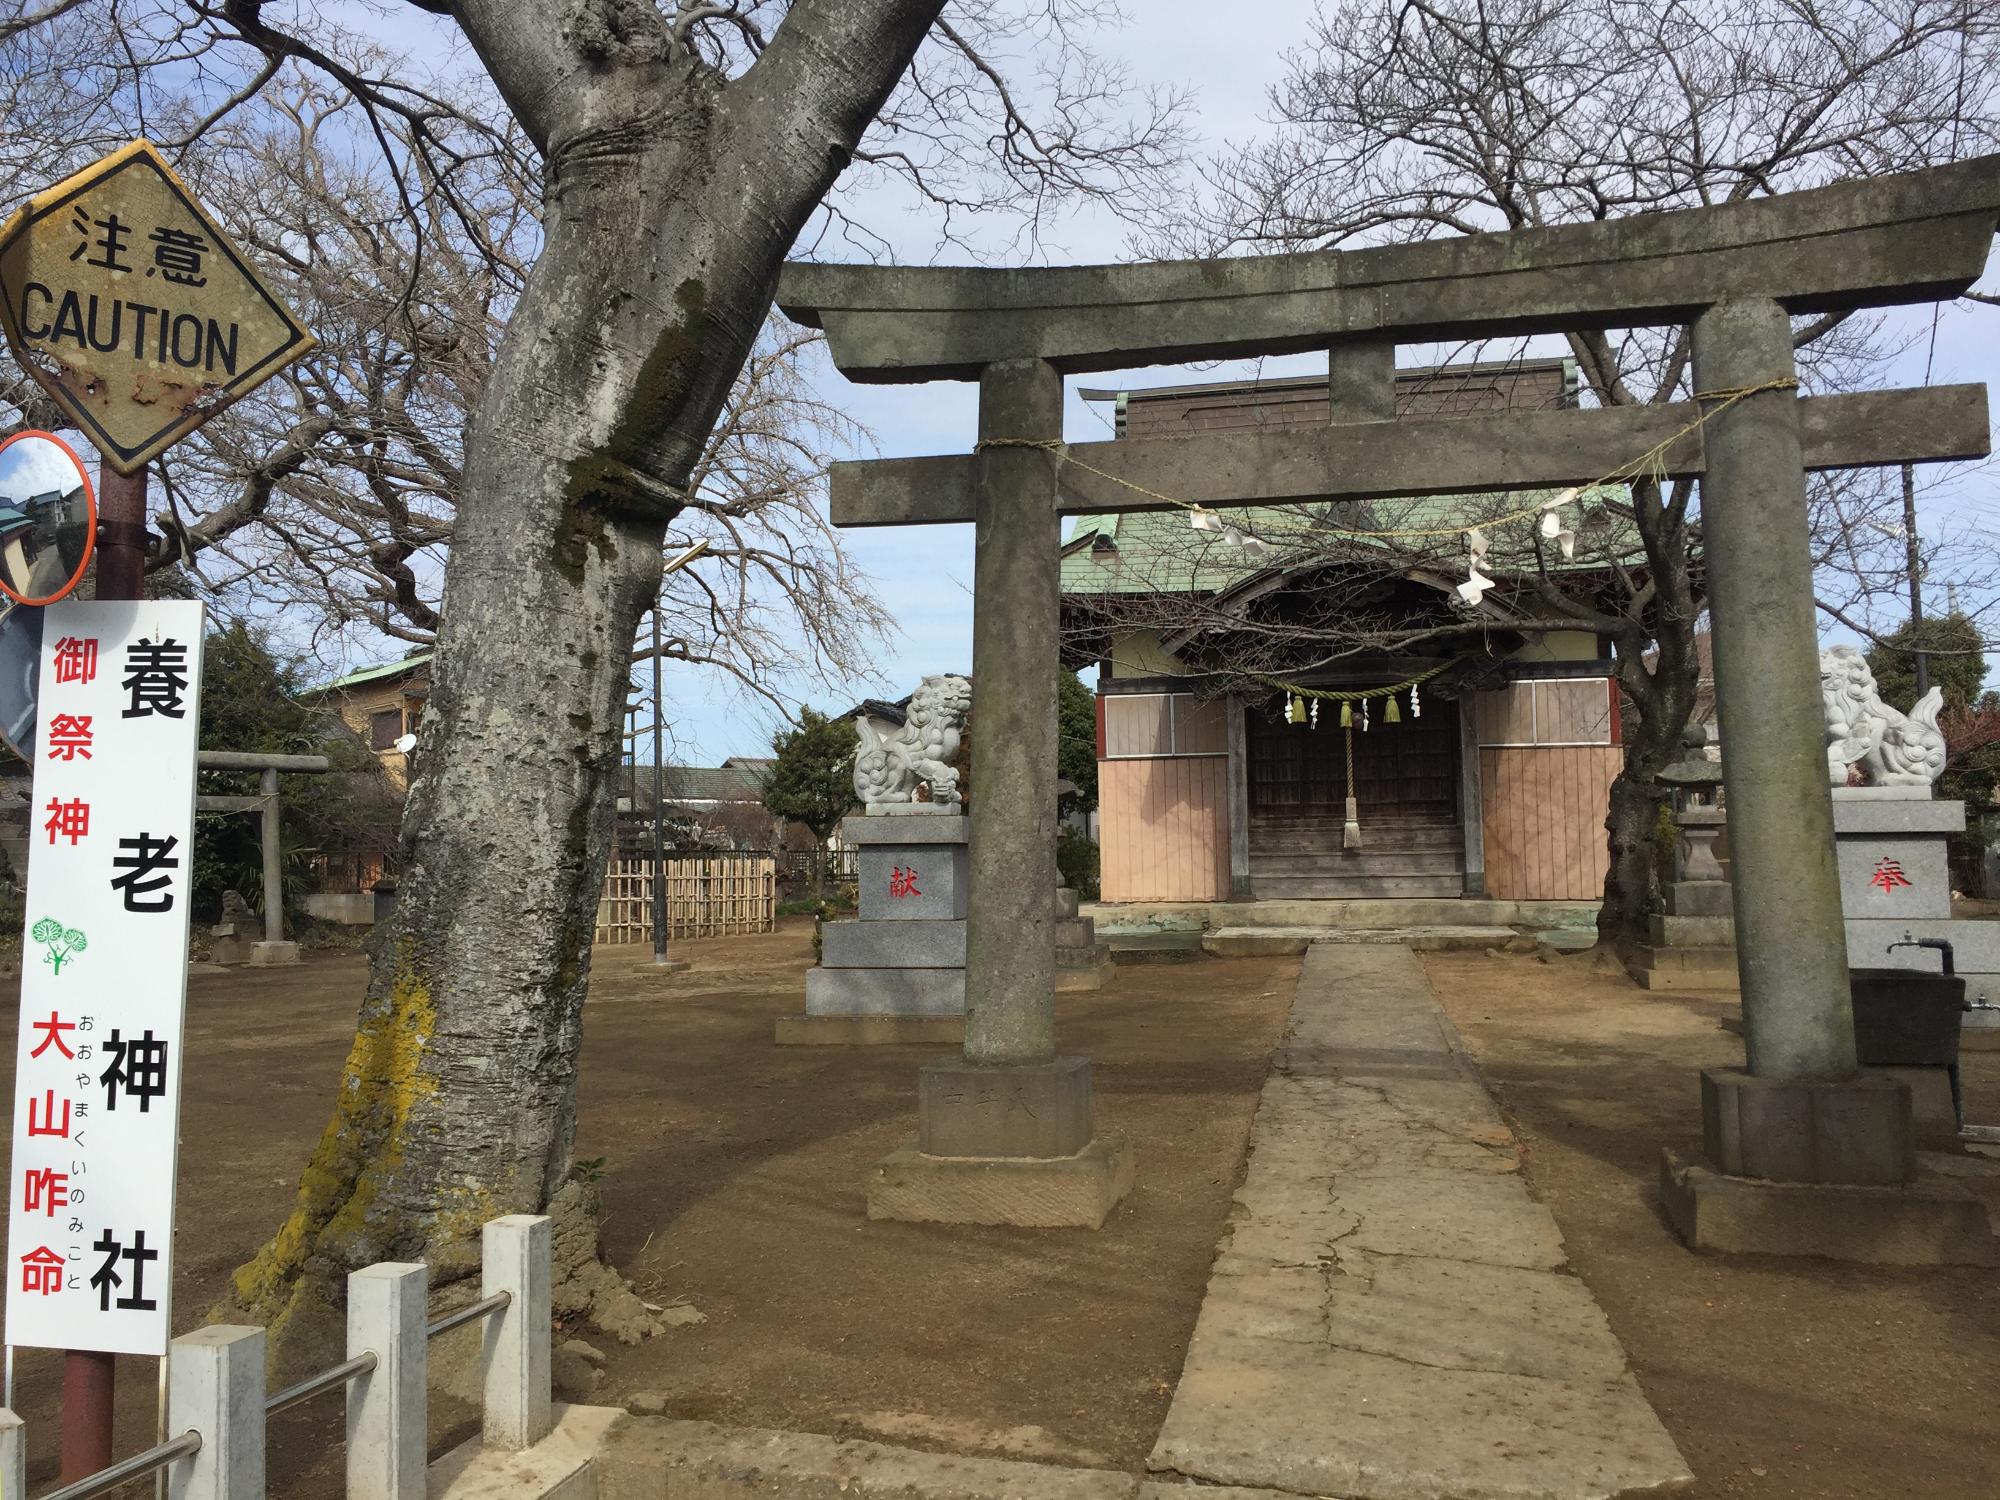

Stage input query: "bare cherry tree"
[
  {"left": 3, "top": 0, "right": 1185, "bottom": 1360},
  {"left": 132, "top": 80, "right": 891, "bottom": 716},
  {"left": 1131, "top": 0, "right": 1999, "bottom": 944}
]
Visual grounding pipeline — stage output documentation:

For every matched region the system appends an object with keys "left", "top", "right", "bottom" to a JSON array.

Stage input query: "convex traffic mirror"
[{"left": 0, "top": 429, "right": 95, "bottom": 606}]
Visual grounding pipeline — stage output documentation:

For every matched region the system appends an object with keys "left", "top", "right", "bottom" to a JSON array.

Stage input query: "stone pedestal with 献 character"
[
  {"left": 860, "top": 360, "right": 1133, "bottom": 1229},
  {"left": 775, "top": 812, "right": 969, "bottom": 1046},
  {"left": 777, "top": 676, "right": 974, "bottom": 1046}
]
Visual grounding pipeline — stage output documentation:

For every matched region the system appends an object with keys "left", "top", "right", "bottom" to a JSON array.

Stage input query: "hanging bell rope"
[{"left": 1342, "top": 719, "right": 1362, "bottom": 850}]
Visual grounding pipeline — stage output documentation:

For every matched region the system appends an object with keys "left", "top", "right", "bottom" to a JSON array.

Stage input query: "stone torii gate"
[{"left": 779, "top": 157, "right": 1999, "bottom": 1235}]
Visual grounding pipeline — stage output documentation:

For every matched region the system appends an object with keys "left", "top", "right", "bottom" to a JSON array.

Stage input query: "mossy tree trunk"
[
  {"left": 232, "top": 0, "right": 947, "bottom": 1361},
  {"left": 1595, "top": 486, "right": 1703, "bottom": 951}
]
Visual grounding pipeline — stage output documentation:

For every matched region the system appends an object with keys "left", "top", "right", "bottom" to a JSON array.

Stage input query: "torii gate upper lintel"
[
  {"left": 787, "top": 154, "right": 2000, "bottom": 1236},
  {"left": 779, "top": 152, "right": 2000, "bottom": 382}
]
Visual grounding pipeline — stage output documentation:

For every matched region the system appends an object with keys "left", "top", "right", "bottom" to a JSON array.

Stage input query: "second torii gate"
[{"left": 779, "top": 156, "right": 1999, "bottom": 1235}]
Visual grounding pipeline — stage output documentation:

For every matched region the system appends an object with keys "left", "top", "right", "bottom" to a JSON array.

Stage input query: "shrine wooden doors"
[{"left": 1245, "top": 697, "right": 1465, "bottom": 898}]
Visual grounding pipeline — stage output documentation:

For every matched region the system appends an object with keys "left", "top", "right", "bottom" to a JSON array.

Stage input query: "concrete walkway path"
[{"left": 1148, "top": 944, "right": 1691, "bottom": 1500}]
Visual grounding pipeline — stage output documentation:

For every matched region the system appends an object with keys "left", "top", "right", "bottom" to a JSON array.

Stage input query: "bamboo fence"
[{"left": 595, "top": 852, "right": 776, "bottom": 944}]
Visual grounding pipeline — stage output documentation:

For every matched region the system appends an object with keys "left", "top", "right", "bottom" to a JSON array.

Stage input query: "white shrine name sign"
[{"left": 5, "top": 599, "right": 205, "bottom": 1356}]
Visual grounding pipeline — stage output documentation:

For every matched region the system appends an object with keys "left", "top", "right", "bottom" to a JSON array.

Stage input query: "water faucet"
[{"left": 1886, "top": 933, "right": 1955, "bottom": 976}]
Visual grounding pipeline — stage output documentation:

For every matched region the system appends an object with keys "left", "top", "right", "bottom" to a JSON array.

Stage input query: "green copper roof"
[
  {"left": 1060, "top": 489, "right": 1633, "bottom": 597},
  {"left": 315, "top": 652, "right": 434, "bottom": 694}
]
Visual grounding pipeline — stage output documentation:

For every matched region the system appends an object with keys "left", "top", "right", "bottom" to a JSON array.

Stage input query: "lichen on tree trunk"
[{"left": 228, "top": 0, "right": 949, "bottom": 1369}]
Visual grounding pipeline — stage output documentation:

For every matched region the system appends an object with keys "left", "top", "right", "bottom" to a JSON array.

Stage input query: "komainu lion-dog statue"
[
  {"left": 853, "top": 673, "right": 972, "bottom": 808},
  {"left": 1821, "top": 645, "right": 1946, "bottom": 788}
]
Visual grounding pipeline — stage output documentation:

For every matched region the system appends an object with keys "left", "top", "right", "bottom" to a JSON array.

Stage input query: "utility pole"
[
  {"left": 1904, "top": 464, "right": 1930, "bottom": 696},
  {"left": 651, "top": 603, "right": 670, "bottom": 966},
  {"left": 646, "top": 540, "right": 708, "bottom": 972}
]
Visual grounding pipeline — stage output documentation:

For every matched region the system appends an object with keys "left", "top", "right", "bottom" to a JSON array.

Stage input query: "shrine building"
[{"left": 1060, "top": 358, "right": 1628, "bottom": 906}]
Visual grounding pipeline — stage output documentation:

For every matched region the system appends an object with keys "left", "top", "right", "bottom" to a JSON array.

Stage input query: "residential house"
[
  {"left": 312, "top": 651, "right": 431, "bottom": 791},
  {"left": 616, "top": 755, "right": 783, "bottom": 853}
]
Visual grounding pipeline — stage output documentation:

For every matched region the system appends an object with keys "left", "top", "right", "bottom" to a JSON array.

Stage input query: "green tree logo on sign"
[{"left": 31, "top": 917, "right": 87, "bottom": 974}]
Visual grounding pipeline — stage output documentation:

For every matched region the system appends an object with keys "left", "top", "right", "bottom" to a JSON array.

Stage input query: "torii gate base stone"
[{"left": 783, "top": 155, "right": 2000, "bottom": 1252}]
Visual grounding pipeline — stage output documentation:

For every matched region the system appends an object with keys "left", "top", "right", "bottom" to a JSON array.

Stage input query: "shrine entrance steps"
[
  {"left": 1086, "top": 896, "right": 1600, "bottom": 961},
  {"left": 1247, "top": 815, "right": 1467, "bottom": 901}
]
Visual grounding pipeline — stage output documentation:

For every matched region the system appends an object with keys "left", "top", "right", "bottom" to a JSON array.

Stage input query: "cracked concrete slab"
[{"left": 1148, "top": 945, "right": 1691, "bottom": 1500}]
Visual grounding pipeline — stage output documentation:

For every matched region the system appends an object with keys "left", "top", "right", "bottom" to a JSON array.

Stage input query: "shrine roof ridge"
[
  {"left": 1058, "top": 491, "right": 1639, "bottom": 598},
  {"left": 778, "top": 155, "right": 2000, "bottom": 382}
]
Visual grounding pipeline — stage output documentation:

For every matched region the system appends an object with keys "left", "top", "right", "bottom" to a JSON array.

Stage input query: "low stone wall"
[{"left": 303, "top": 891, "right": 377, "bottom": 925}]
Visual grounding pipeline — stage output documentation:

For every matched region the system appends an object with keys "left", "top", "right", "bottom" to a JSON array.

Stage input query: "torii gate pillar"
[
  {"left": 1693, "top": 301, "right": 1862, "bottom": 1085},
  {"left": 1659, "top": 300, "right": 1921, "bottom": 1233},
  {"left": 866, "top": 359, "right": 1135, "bottom": 1229}
]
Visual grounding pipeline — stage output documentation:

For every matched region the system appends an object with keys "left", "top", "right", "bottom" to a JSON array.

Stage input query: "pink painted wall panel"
[
  {"left": 1480, "top": 746, "right": 1621, "bottom": 901},
  {"left": 1098, "top": 756, "right": 1230, "bottom": 902}
]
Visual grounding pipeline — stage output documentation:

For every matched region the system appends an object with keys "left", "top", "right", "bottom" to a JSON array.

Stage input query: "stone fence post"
[
  {"left": 481, "top": 1214, "right": 552, "bottom": 1451},
  {"left": 167, "top": 1325, "right": 265, "bottom": 1500},
  {"left": 347, "top": 1261, "right": 428, "bottom": 1500},
  {"left": 0, "top": 1407, "right": 24, "bottom": 1500}
]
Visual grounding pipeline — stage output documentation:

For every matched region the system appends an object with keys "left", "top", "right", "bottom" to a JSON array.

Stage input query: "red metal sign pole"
[
  {"left": 94, "top": 465, "right": 149, "bottom": 599},
  {"left": 58, "top": 1350, "right": 115, "bottom": 1483},
  {"left": 56, "top": 460, "right": 148, "bottom": 1482}
]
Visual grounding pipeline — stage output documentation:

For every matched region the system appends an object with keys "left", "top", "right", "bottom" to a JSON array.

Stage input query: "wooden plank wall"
[
  {"left": 1099, "top": 757, "right": 1230, "bottom": 901},
  {"left": 1479, "top": 747, "right": 1621, "bottom": 900}
]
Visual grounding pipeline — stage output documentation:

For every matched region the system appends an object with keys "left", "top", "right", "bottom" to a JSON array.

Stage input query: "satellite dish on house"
[
  {"left": 0, "top": 430, "right": 95, "bottom": 607},
  {"left": 393, "top": 732, "right": 418, "bottom": 755}
]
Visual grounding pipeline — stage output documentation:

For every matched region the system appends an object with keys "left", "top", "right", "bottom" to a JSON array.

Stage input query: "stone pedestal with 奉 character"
[
  {"left": 1822, "top": 645, "right": 2000, "bottom": 1120},
  {"left": 1828, "top": 785, "right": 1975, "bottom": 1142},
  {"left": 1663, "top": 642, "right": 1998, "bottom": 1264},
  {"left": 776, "top": 676, "right": 973, "bottom": 1046}
]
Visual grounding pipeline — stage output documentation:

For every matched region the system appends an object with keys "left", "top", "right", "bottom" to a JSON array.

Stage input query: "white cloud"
[{"left": 0, "top": 436, "right": 87, "bottom": 509}]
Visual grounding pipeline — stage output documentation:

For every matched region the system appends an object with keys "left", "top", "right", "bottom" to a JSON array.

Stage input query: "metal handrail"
[
  {"left": 426, "top": 1289, "right": 510, "bottom": 1340},
  {"left": 33, "top": 1288, "right": 516, "bottom": 1500},
  {"left": 259, "top": 1286, "right": 513, "bottom": 1420},
  {"left": 265, "top": 1350, "right": 379, "bottom": 1417},
  {"left": 36, "top": 1430, "right": 199, "bottom": 1500}
]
